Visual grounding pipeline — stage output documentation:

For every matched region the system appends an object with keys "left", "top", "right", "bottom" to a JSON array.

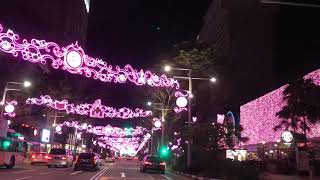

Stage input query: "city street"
[{"left": 0, "top": 159, "right": 192, "bottom": 180}]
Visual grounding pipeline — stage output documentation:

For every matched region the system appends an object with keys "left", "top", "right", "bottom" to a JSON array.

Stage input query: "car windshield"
[
  {"left": 148, "top": 156, "right": 162, "bottom": 163},
  {"left": 49, "top": 149, "right": 66, "bottom": 155},
  {"left": 107, "top": 155, "right": 113, "bottom": 158},
  {"left": 79, "top": 153, "right": 95, "bottom": 159}
]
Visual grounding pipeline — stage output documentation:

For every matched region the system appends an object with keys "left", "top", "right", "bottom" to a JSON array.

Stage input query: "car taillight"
[
  {"left": 62, "top": 157, "right": 67, "bottom": 160},
  {"left": 47, "top": 156, "right": 52, "bottom": 160},
  {"left": 44, "top": 155, "right": 49, "bottom": 159},
  {"left": 143, "top": 161, "right": 152, "bottom": 165},
  {"left": 160, "top": 162, "right": 166, "bottom": 166},
  {"left": 31, "top": 155, "right": 36, "bottom": 159}
]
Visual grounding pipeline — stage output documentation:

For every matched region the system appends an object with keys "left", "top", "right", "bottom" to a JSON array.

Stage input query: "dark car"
[
  {"left": 73, "top": 153, "right": 100, "bottom": 171},
  {"left": 140, "top": 155, "right": 165, "bottom": 174}
]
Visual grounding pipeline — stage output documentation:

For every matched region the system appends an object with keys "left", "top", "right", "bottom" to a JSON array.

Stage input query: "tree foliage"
[{"left": 274, "top": 78, "right": 320, "bottom": 136}]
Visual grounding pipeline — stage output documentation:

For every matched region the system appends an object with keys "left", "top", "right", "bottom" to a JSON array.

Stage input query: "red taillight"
[
  {"left": 62, "top": 157, "right": 67, "bottom": 160},
  {"left": 47, "top": 156, "right": 52, "bottom": 160},
  {"left": 160, "top": 162, "right": 166, "bottom": 166},
  {"left": 143, "top": 161, "right": 152, "bottom": 165},
  {"left": 31, "top": 155, "right": 36, "bottom": 159},
  {"left": 44, "top": 155, "right": 49, "bottom": 159}
]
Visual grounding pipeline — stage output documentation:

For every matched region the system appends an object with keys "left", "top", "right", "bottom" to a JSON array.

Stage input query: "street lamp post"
[
  {"left": 0, "top": 81, "right": 31, "bottom": 119},
  {"left": 164, "top": 65, "right": 216, "bottom": 169}
]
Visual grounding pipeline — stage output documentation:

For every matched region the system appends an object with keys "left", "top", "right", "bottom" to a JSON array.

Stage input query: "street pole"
[
  {"left": 187, "top": 69, "right": 192, "bottom": 169},
  {"left": 161, "top": 108, "right": 165, "bottom": 146}
]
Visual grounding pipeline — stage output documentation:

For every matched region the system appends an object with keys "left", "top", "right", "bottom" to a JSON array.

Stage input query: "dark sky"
[
  {"left": 86, "top": 0, "right": 211, "bottom": 67},
  {"left": 0, "top": 0, "right": 212, "bottom": 127}
]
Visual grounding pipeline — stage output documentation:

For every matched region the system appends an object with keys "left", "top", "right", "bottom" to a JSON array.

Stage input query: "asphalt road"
[{"left": 0, "top": 159, "right": 192, "bottom": 180}]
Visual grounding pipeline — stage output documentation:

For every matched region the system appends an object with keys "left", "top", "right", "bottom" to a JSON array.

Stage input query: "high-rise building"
[
  {"left": 0, "top": 0, "right": 89, "bottom": 47},
  {"left": 198, "top": 0, "right": 320, "bottom": 106}
]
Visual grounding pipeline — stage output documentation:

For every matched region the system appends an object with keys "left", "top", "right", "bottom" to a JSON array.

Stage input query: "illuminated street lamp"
[
  {"left": 23, "top": 81, "right": 31, "bottom": 87},
  {"left": 163, "top": 65, "right": 216, "bottom": 169},
  {"left": 147, "top": 101, "right": 152, "bottom": 106}
]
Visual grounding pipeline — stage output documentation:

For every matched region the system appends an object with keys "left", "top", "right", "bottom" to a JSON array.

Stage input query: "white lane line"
[
  {"left": 89, "top": 167, "right": 109, "bottom": 180},
  {"left": 120, "top": 172, "right": 126, "bottom": 178},
  {"left": 161, "top": 175, "right": 173, "bottom": 179},
  {"left": 147, "top": 175, "right": 155, "bottom": 179},
  {"left": 15, "top": 176, "right": 32, "bottom": 180},
  {"left": 39, "top": 172, "right": 52, "bottom": 175},
  {"left": 70, "top": 171, "right": 82, "bottom": 175},
  {"left": 13, "top": 170, "right": 36, "bottom": 174}
]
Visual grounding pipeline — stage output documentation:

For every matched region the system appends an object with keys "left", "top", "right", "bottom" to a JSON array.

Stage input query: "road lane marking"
[
  {"left": 147, "top": 175, "right": 155, "bottom": 179},
  {"left": 70, "top": 171, "right": 82, "bottom": 175},
  {"left": 89, "top": 167, "right": 109, "bottom": 180},
  {"left": 120, "top": 172, "right": 126, "bottom": 178},
  {"left": 15, "top": 176, "right": 32, "bottom": 180},
  {"left": 39, "top": 172, "right": 52, "bottom": 175},
  {"left": 161, "top": 175, "right": 172, "bottom": 179},
  {"left": 13, "top": 170, "right": 36, "bottom": 174}
]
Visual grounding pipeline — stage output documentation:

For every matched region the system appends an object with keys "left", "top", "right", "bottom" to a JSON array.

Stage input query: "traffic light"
[
  {"left": 159, "top": 145, "right": 169, "bottom": 158},
  {"left": 2, "top": 140, "right": 11, "bottom": 150},
  {"left": 125, "top": 127, "right": 132, "bottom": 136}
]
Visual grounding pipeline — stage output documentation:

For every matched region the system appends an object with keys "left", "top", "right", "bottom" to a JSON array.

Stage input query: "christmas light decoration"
[
  {"left": 4, "top": 100, "right": 17, "bottom": 117},
  {"left": 26, "top": 95, "right": 152, "bottom": 119},
  {"left": 174, "top": 91, "right": 188, "bottom": 113},
  {"left": 240, "top": 69, "right": 320, "bottom": 145},
  {"left": 0, "top": 24, "right": 179, "bottom": 89},
  {"left": 55, "top": 121, "right": 147, "bottom": 137}
]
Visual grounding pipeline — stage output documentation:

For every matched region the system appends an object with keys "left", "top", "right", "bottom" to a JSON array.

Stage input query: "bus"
[{"left": 0, "top": 130, "right": 26, "bottom": 168}]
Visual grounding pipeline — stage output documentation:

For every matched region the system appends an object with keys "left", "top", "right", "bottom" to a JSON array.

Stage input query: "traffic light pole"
[{"left": 187, "top": 69, "right": 192, "bottom": 169}]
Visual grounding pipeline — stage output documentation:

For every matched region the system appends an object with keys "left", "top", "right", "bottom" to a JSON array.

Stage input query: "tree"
[{"left": 274, "top": 78, "right": 320, "bottom": 144}]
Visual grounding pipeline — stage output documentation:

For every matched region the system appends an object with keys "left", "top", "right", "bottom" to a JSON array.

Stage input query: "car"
[
  {"left": 126, "top": 156, "right": 133, "bottom": 160},
  {"left": 105, "top": 155, "right": 115, "bottom": 163},
  {"left": 30, "top": 152, "right": 49, "bottom": 165},
  {"left": 140, "top": 155, "right": 165, "bottom": 174},
  {"left": 47, "top": 148, "right": 73, "bottom": 168},
  {"left": 74, "top": 153, "right": 100, "bottom": 171}
]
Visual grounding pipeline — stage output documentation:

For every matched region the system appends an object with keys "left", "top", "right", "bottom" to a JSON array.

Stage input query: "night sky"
[{"left": 0, "top": 0, "right": 212, "bottom": 127}]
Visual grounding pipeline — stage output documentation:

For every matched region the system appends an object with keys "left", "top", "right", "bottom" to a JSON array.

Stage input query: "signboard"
[
  {"left": 41, "top": 129, "right": 51, "bottom": 143},
  {"left": 0, "top": 118, "right": 8, "bottom": 137}
]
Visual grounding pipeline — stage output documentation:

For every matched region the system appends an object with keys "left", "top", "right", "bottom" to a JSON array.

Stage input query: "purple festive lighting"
[
  {"left": 240, "top": 69, "right": 320, "bottom": 145},
  {"left": 26, "top": 95, "right": 152, "bottom": 119},
  {"left": 56, "top": 121, "right": 147, "bottom": 137},
  {"left": 0, "top": 24, "right": 179, "bottom": 89},
  {"left": 174, "top": 91, "right": 188, "bottom": 113},
  {"left": 4, "top": 100, "right": 17, "bottom": 117}
]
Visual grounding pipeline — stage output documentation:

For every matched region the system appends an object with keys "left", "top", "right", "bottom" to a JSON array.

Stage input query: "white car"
[
  {"left": 47, "top": 148, "right": 73, "bottom": 168},
  {"left": 105, "top": 155, "right": 115, "bottom": 163}
]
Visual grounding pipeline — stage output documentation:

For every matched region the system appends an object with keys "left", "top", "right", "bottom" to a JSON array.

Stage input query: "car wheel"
[
  {"left": 142, "top": 168, "right": 146, "bottom": 173},
  {"left": 6, "top": 156, "right": 15, "bottom": 169},
  {"left": 73, "top": 167, "right": 78, "bottom": 171}
]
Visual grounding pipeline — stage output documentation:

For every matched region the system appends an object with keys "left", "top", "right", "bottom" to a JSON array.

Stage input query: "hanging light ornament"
[{"left": 26, "top": 95, "right": 152, "bottom": 119}]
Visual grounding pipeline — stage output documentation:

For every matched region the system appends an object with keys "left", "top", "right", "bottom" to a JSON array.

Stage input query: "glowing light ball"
[
  {"left": 81, "top": 123, "right": 88, "bottom": 129},
  {"left": 4, "top": 104, "right": 15, "bottom": 113},
  {"left": 64, "top": 50, "right": 83, "bottom": 68},
  {"left": 154, "top": 120, "right": 162, "bottom": 128},
  {"left": 176, "top": 97, "right": 188, "bottom": 108},
  {"left": 55, "top": 125, "right": 62, "bottom": 132},
  {"left": 281, "top": 131, "right": 293, "bottom": 143},
  {"left": 76, "top": 133, "right": 81, "bottom": 139},
  {"left": 34, "top": 129, "right": 38, "bottom": 136},
  {"left": 192, "top": 117, "right": 197, "bottom": 122}
]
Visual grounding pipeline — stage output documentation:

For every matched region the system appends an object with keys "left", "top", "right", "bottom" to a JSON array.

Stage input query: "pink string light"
[
  {"left": 26, "top": 95, "right": 152, "bottom": 119},
  {"left": 4, "top": 100, "right": 17, "bottom": 117},
  {"left": 0, "top": 24, "right": 180, "bottom": 89},
  {"left": 240, "top": 69, "right": 320, "bottom": 145},
  {"left": 56, "top": 121, "right": 147, "bottom": 137}
]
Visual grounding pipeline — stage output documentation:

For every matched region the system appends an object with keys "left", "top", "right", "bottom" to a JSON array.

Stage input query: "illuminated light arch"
[
  {"left": 0, "top": 23, "right": 180, "bottom": 89},
  {"left": 4, "top": 100, "right": 17, "bottom": 117},
  {"left": 26, "top": 95, "right": 152, "bottom": 119},
  {"left": 56, "top": 121, "right": 147, "bottom": 137}
]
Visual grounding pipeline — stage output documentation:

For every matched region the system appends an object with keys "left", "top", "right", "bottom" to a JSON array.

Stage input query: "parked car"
[
  {"left": 74, "top": 153, "right": 100, "bottom": 171},
  {"left": 105, "top": 155, "right": 115, "bottom": 163},
  {"left": 126, "top": 156, "right": 133, "bottom": 160},
  {"left": 140, "top": 155, "right": 165, "bottom": 174},
  {"left": 31, "top": 152, "right": 49, "bottom": 165},
  {"left": 47, "top": 148, "right": 73, "bottom": 168}
]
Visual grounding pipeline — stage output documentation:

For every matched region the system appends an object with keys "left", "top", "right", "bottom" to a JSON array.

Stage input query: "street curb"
[{"left": 169, "top": 169, "right": 220, "bottom": 180}]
